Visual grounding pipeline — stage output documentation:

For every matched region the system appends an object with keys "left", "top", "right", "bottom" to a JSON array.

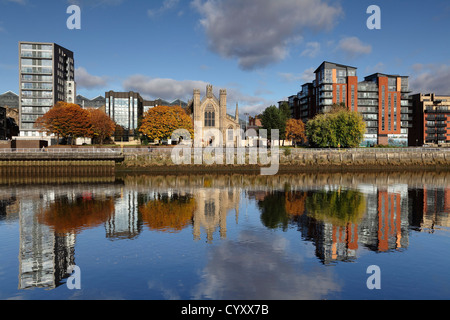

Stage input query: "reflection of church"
[
  {"left": 193, "top": 189, "right": 240, "bottom": 243},
  {"left": 187, "top": 85, "right": 240, "bottom": 146}
]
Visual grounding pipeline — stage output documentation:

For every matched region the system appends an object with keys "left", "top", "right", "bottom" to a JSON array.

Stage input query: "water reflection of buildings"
[
  {"left": 1, "top": 175, "right": 448, "bottom": 289},
  {"left": 410, "top": 187, "right": 450, "bottom": 232},
  {"left": 18, "top": 196, "right": 76, "bottom": 290},
  {"left": 106, "top": 189, "right": 142, "bottom": 240},
  {"left": 251, "top": 183, "right": 450, "bottom": 265},
  {"left": 192, "top": 189, "right": 240, "bottom": 243},
  {"left": 306, "top": 187, "right": 410, "bottom": 264},
  {"left": 2, "top": 185, "right": 120, "bottom": 290},
  {"left": 6, "top": 184, "right": 241, "bottom": 290}
]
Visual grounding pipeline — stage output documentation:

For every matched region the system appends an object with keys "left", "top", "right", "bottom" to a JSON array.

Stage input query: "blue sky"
[{"left": 1, "top": 0, "right": 450, "bottom": 116}]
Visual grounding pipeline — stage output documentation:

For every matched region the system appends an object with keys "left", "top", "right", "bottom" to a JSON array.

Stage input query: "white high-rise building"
[{"left": 18, "top": 42, "right": 75, "bottom": 137}]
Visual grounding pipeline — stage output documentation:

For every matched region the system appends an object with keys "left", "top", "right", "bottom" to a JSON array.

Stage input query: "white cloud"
[
  {"left": 409, "top": 63, "right": 450, "bottom": 94},
  {"left": 123, "top": 75, "right": 269, "bottom": 117},
  {"left": 191, "top": 230, "right": 341, "bottom": 299},
  {"left": 123, "top": 75, "right": 208, "bottom": 101},
  {"left": 301, "top": 42, "right": 321, "bottom": 58},
  {"left": 338, "top": 37, "right": 372, "bottom": 59},
  {"left": 278, "top": 67, "right": 315, "bottom": 83},
  {"left": 67, "top": 0, "right": 124, "bottom": 7},
  {"left": 148, "top": 0, "right": 180, "bottom": 17},
  {"left": 75, "top": 67, "right": 109, "bottom": 90},
  {"left": 191, "top": 0, "right": 342, "bottom": 70},
  {"left": 365, "top": 62, "right": 385, "bottom": 74},
  {"left": 5, "top": 0, "right": 27, "bottom": 5}
]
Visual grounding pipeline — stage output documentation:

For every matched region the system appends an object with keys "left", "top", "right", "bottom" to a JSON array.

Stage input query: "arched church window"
[
  {"left": 227, "top": 126, "right": 234, "bottom": 141},
  {"left": 204, "top": 105, "right": 215, "bottom": 127}
]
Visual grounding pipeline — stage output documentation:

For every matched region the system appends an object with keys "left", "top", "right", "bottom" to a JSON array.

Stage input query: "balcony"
[
  {"left": 21, "top": 52, "right": 52, "bottom": 59},
  {"left": 401, "top": 115, "right": 412, "bottom": 121},
  {"left": 21, "top": 67, "right": 52, "bottom": 75},
  {"left": 426, "top": 107, "right": 450, "bottom": 113},
  {"left": 401, "top": 108, "right": 413, "bottom": 114},
  {"left": 401, "top": 122, "right": 412, "bottom": 128},
  {"left": 21, "top": 84, "right": 53, "bottom": 90}
]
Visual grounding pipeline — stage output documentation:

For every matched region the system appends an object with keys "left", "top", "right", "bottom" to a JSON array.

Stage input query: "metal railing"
[
  {"left": 0, "top": 148, "right": 123, "bottom": 154},
  {"left": 0, "top": 147, "right": 448, "bottom": 155}
]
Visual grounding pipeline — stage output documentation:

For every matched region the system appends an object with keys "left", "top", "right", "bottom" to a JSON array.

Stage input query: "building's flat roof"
[{"left": 314, "top": 61, "right": 358, "bottom": 73}]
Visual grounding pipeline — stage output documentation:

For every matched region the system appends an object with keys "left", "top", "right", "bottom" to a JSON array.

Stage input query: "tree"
[
  {"left": 139, "top": 106, "right": 194, "bottom": 143},
  {"left": 88, "top": 109, "right": 115, "bottom": 145},
  {"left": 306, "top": 104, "right": 366, "bottom": 148},
  {"left": 279, "top": 101, "right": 292, "bottom": 121},
  {"left": 35, "top": 102, "right": 92, "bottom": 144},
  {"left": 285, "top": 118, "right": 307, "bottom": 147},
  {"left": 260, "top": 105, "right": 287, "bottom": 141}
]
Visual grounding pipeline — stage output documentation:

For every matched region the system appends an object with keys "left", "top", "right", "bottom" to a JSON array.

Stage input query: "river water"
[{"left": 0, "top": 171, "right": 449, "bottom": 300}]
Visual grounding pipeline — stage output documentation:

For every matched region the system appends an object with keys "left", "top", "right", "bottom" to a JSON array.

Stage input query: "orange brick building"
[{"left": 288, "top": 62, "right": 412, "bottom": 147}]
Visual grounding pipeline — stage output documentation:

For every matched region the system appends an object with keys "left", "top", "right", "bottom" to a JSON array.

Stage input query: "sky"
[{"left": 1, "top": 0, "right": 450, "bottom": 117}]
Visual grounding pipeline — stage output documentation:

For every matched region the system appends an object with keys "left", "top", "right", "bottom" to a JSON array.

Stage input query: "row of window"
[
  {"left": 21, "top": 58, "right": 52, "bottom": 67},
  {"left": 21, "top": 44, "right": 53, "bottom": 51}
]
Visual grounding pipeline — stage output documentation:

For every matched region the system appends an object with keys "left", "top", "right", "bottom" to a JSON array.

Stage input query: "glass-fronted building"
[{"left": 105, "top": 91, "right": 144, "bottom": 131}]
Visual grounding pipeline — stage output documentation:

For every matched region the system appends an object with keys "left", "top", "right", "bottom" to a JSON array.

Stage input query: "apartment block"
[
  {"left": 19, "top": 42, "right": 75, "bottom": 137},
  {"left": 409, "top": 93, "right": 450, "bottom": 146},
  {"left": 288, "top": 62, "right": 412, "bottom": 147}
]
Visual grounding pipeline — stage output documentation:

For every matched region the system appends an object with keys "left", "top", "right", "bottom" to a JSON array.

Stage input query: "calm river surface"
[{"left": 0, "top": 171, "right": 449, "bottom": 300}]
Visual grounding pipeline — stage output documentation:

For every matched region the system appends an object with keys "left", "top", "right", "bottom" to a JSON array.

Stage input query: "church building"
[{"left": 187, "top": 85, "right": 240, "bottom": 146}]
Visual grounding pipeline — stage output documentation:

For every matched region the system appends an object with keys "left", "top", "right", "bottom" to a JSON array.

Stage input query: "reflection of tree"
[
  {"left": 285, "top": 192, "right": 307, "bottom": 217},
  {"left": 38, "top": 196, "right": 115, "bottom": 234},
  {"left": 140, "top": 194, "right": 196, "bottom": 233},
  {"left": 258, "top": 192, "right": 308, "bottom": 230},
  {"left": 306, "top": 189, "right": 366, "bottom": 226},
  {"left": 258, "top": 192, "right": 289, "bottom": 230}
]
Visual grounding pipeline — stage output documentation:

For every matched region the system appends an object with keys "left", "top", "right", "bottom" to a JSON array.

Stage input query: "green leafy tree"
[
  {"left": 306, "top": 104, "right": 366, "bottom": 148},
  {"left": 261, "top": 105, "right": 288, "bottom": 141},
  {"left": 279, "top": 101, "right": 292, "bottom": 121}
]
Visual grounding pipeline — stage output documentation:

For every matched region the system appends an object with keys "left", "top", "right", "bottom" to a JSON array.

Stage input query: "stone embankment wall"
[
  {"left": 118, "top": 148, "right": 450, "bottom": 172},
  {"left": 0, "top": 160, "right": 116, "bottom": 175}
]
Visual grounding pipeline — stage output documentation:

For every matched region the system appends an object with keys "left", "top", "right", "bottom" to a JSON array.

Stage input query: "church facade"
[{"left": 188, "top": 85, "right": 240, "bottom": 146}]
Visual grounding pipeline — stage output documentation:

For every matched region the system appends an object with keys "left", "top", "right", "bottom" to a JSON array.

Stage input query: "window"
[
  {"left": 381, "top": 86, "right": 385, "bottom": 131},
  {"left": 228, "top": 127, "right": 234, "bottom": 141},
  {"left": 351, "top": 85, "right": 355, "bottom": 110},
  {"left": 204, "top": 105, "right": 215, "bottom": 127}
]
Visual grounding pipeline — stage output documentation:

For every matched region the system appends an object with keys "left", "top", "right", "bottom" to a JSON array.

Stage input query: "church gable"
[{"left": 192, "top": 85, "right": 240, "bottom": 139}]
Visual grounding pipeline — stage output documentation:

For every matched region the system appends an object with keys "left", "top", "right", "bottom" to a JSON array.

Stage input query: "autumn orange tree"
[
  {"left": 35, "top": 102, "right": 92, "bottom": 144},
  {"left": 88, "top": 108, "right": 115, "bottom": 145},
  {"left": 139, "top": 106, "right": 194, "bottom": 143},
  {"left": 285, "top": 118, "right": 307, "bottom": 147}
]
